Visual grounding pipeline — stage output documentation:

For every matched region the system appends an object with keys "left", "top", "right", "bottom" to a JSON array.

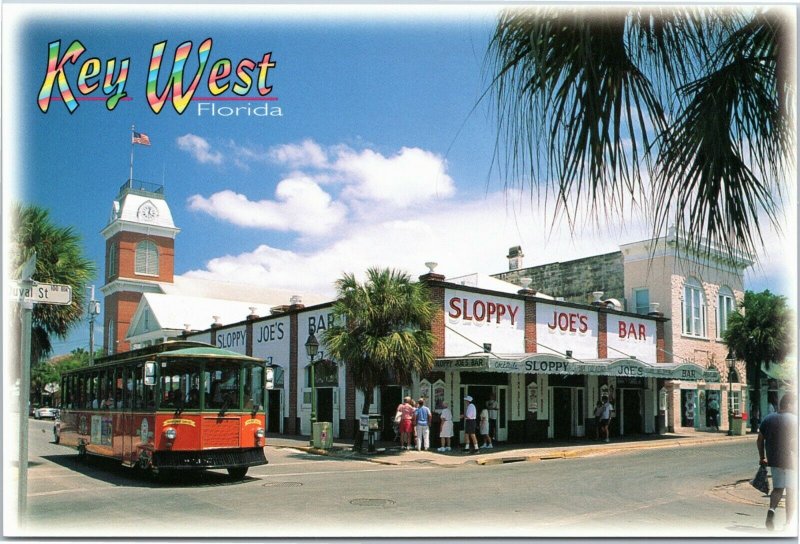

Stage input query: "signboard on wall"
[
  {"left": 607, "top": 315, "right": 657, "bottom": 363},
  {"left": 213, "top": 324, "right": 247, "bottom": 353},
  {"left": 536, "top": 303, "right": 598, "bottom": 359},
  {"left": 444, "top": 289, "right": 524, "bottom": 356},
  {"left": 252, "top": 315, "right": 291, "bottom": 389}
]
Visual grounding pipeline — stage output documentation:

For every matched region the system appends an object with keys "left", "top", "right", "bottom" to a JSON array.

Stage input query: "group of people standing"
[{"left": 395, "top": 395, "right": 497, "bottom": 453}]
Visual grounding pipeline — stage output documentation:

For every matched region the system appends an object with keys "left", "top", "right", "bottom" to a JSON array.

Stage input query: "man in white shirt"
[
  {"left": 462, "top": 396, "right": 479, "bottom": 453},
  {"left": 599, "top": 396, "right": 613, "bottom": 443}
]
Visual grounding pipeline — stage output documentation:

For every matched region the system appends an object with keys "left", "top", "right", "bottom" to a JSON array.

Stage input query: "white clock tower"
[{"left": 100, "top": 180, "right": 180, "bottom": 354}]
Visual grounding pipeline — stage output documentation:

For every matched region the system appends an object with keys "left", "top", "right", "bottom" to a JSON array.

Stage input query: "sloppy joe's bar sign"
[
  {"left": 444, "top": 289, "right": 524, "bottom": 356},
  {"left": 434, "top": 356, "right": 708, "bottom": 380},
  {"left": 607, "top": 316, "right": 656, "bottom": 362},
  {"left": 536, "top": 303, "right": 598, "bottom": 359}
]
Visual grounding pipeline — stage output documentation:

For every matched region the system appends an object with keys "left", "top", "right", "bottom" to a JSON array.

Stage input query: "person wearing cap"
[
  {"left": 413, "top": 398, "right": 432, "bottom": 451},
  {"left": 396, "top": 396, "right": 415, "bottom": 450},
  {"left": 461, "top": 395, "right": 478, "bottom": 453}
]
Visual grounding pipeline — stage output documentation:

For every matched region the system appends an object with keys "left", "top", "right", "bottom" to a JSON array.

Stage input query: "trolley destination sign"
[{"left": 10, "top": 280, "right": 73, "bottom": 305}]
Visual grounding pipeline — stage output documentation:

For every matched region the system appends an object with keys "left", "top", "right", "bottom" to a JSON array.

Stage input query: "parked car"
[{"left": 33, "top": 406, "right": 59, "bottom": 420}]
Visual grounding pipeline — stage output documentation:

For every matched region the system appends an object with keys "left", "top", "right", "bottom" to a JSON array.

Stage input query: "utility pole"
[{"left": 88, "top": 286, "right": 100, "bottom": 364}]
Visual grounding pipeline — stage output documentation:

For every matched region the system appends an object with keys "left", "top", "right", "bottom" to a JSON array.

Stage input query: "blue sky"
[{"left": 5, "top": 4, "right": 795, "bottom": 356}]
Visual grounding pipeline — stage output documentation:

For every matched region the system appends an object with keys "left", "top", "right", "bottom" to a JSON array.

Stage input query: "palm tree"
[
  {"left": 11, "top": 204, "right": 96, "bottom": 364},
  {"left": 487, "top": 7, "right": 794, "bottom": 262},
  {"left": 323, "top": 268, "right": 436, "bottom": 450},
  {"left": 723, "top": 290, "right": 793, "bottom": 431}
]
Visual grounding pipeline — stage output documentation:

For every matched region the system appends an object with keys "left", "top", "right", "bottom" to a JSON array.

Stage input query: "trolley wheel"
[{"left": 227, "top": 466, "right": 248, "bottom": 480}]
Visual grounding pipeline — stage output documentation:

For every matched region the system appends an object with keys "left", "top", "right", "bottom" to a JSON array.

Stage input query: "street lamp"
[
  {"left": 726, "top": 350, "right": 736, "bottom": 436},
  {"left": 305, "top": 333, "right": 319, "bottom": 445}
]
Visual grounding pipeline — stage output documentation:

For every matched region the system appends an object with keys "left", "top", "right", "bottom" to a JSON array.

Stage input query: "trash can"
[
  {"left": 731, "top": 415, "right": 746, "bottom": 436},
  {"left": 312, "top": 422, "right": 333, "bottom": 449}
]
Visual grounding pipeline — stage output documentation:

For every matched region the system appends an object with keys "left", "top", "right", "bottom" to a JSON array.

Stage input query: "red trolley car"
[{"left": 55, "top": 341, "right": 269, "bottom": 479}]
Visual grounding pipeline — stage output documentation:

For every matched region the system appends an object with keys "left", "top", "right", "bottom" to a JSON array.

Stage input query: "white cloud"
[
  {"left": 184, "top": 138, "right": 794, "bottom": 300},
  {"left": 183, "top": 189, "right": 641, "bottom": 297},
  {"left": 335, "top": 146, "right": 455, "bottom": 207},
  {"left": 268, "top": 139, "right": 329, "bottom": 169},
  {"left": 177, "top": 134, "right": 223, "bottom": 165},
  {"left": 187, "top": 175, "right": 347, "bottom": 236}
]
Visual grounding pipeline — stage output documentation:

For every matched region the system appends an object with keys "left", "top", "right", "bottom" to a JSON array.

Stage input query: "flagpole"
[{"left": 129, "top": 124, "right": 135, "bottom": 187}]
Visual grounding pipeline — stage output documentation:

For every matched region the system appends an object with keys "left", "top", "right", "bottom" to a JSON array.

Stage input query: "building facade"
[
  {"left": 181, "top": 267, "right": 718, "bottom": 443},
  {"left": 492, "top": 229, "right": 752, "bottom": 434}
]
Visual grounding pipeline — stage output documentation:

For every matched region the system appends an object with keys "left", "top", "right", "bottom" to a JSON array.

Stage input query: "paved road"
[{"left": 11, "top": 418, "right": 796, "bottom": 539}]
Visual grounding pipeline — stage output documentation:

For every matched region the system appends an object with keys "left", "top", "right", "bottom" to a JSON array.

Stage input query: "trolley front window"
[{"left": 205, "top": 364, "right": 241, "bottom": 410}]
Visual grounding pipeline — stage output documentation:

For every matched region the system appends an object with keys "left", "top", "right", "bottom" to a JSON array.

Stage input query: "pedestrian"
[
  {"left": 437, "top": 401, "right": 453, "bottom": 452},
  {"left": 593, "top": 400, "right": 604, "bottom": 439},
  {"left": 480, "top": 405, "right": 493, "bottom": 449},
  {"left": 707, "top": 396, "right": 720, "bottom": 431},
  {"left": 486, "top": 393, "right": 499, "bottom": 441},
  {"left": 599, "top": 395, "right": 613, "bottom": 443},
  {"left": 757, "top": 392, "right": 796, "bottom": 531},
  {"left": 396, "top": 396, "right": 415, "bottom": 450},
  {"left": 413, "top": 398, "right": 432, "bottom": 451},
  {"left": 461, "top": 395, "right": 479, "bottom": 453}
]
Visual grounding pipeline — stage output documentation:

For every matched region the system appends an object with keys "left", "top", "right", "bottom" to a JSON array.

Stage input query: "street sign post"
[{"left": 10, "top": 281, "right": 72, "bottom": 306}]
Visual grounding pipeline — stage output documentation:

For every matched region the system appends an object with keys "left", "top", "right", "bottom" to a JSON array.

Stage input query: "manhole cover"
[
  {"left": 349, "top": 498, "right": 396, "bottom": 507},
  {"left": 262, "top": 481, "right": 303, "bottom": 488}
]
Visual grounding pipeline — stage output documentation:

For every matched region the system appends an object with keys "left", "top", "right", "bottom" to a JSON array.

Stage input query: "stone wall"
[{"left": 493, "top": 251, "right": 625, "bottom": 306}]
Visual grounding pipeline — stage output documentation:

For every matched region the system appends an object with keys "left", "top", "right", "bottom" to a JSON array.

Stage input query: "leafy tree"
[
  {"left": 323, "top": 268, "right": 436, "bottom": 450},
  {"left": 487, "top": 7, "right": 794, "bottom": 262},
  {"left": 723, "top": 290, "right": 793, "bottom": 429},
  {"left": 11, "top": 204, "right": 96, "bottom": 364},
  {"left": 31, "top": 349, "right": 93, "bottom": 406}
]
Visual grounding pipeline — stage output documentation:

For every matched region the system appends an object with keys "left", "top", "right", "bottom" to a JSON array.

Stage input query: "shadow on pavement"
[{"left": 41, "top": 454, "right": 259, "bottom": 488}]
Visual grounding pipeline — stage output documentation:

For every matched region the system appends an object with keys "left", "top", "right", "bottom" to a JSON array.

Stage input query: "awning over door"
[{"left": 434, "top": 353, "right": 710, "bottom": 381}]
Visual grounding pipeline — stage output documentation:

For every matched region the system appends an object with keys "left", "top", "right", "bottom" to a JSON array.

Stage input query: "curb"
[{"left": 275, "top": 433, "right": 755, "bottom": 467}]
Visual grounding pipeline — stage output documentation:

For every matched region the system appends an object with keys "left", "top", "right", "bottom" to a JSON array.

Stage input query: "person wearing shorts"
[
  {"left": 599, "top": 396, "right": 613, "bottom": 443},
  {"left": 397, "top": 397, "right": 415, "bottom": 450},
  {"left": 758, "top": 392, "right": 797, "bottom": 531},
  {"left": 462, "top": 396, "right": 478, "bottom": 453}
]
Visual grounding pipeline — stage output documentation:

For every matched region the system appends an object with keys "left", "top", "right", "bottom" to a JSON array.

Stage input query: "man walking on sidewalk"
[{"left": 757, "top": 392, "right": 796, "bottom": 531}]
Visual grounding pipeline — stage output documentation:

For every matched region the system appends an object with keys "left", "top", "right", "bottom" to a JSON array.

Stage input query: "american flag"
[{"left": 132, "top": 131, "right": 151, "bottom": 146}]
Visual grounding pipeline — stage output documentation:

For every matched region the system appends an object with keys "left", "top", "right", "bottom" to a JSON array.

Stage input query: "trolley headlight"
[
  {"left": 164, "top": 427, "right": 177, "bottom": 440},
  {"left": 255, "top": 428, "right": 265, "bottom": 439}
]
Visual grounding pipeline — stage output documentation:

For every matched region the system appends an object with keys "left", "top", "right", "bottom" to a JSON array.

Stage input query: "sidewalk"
[{"left": 267, "top": 430, "right": 756, "bottom": 467}]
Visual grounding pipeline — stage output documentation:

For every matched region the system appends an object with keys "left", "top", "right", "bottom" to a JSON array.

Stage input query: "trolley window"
[
  {"left": 205, "top": 364, "right": 241, "bottom": 410},
  {"left": 158, "top": 361, "right": 201, "bottom": 410}
]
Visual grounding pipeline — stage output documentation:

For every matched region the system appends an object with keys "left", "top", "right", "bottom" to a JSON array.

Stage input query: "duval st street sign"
[{"left": 10, "top": 280, "right": 72, "bottom": 305}]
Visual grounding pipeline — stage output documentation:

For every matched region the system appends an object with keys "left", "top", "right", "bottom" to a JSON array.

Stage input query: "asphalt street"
[{"left": 10, "top": 418, "right": 796, "bottom": 540}]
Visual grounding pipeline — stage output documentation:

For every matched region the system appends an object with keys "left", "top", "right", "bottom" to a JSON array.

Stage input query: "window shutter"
[{"left": 135, "top": 240, "right": 159, "bottom": 275}]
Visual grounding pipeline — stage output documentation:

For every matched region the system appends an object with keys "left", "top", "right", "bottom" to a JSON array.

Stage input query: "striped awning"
[{"left": 434, "top": 353, "right": 710, "bottom": 381}]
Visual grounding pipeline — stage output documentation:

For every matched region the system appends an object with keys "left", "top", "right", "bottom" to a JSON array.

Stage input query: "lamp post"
[
  {"left": 305, "top": 333, "right": 319, "bottom": 446},
  {"left": 726, "top": 350, "right": 736, "bottom": 436}
]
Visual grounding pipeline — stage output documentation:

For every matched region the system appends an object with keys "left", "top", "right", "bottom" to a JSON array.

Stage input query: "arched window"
[
  {"left": 106, "top": 242, "right": 118, "bottom": 279},
  {"left": 682, "top": 277, "right": 706, "bottom": 337},
  {"left": 135, "top": 240, "right": 159, "bottom": 276},
  {"left": 717, "top": 286, "right": 735, "bottom": 338}
]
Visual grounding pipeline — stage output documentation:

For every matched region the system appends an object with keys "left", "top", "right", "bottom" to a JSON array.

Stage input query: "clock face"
[{"left": 137, "top": 202, "right": 159, "bottom": 222}]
